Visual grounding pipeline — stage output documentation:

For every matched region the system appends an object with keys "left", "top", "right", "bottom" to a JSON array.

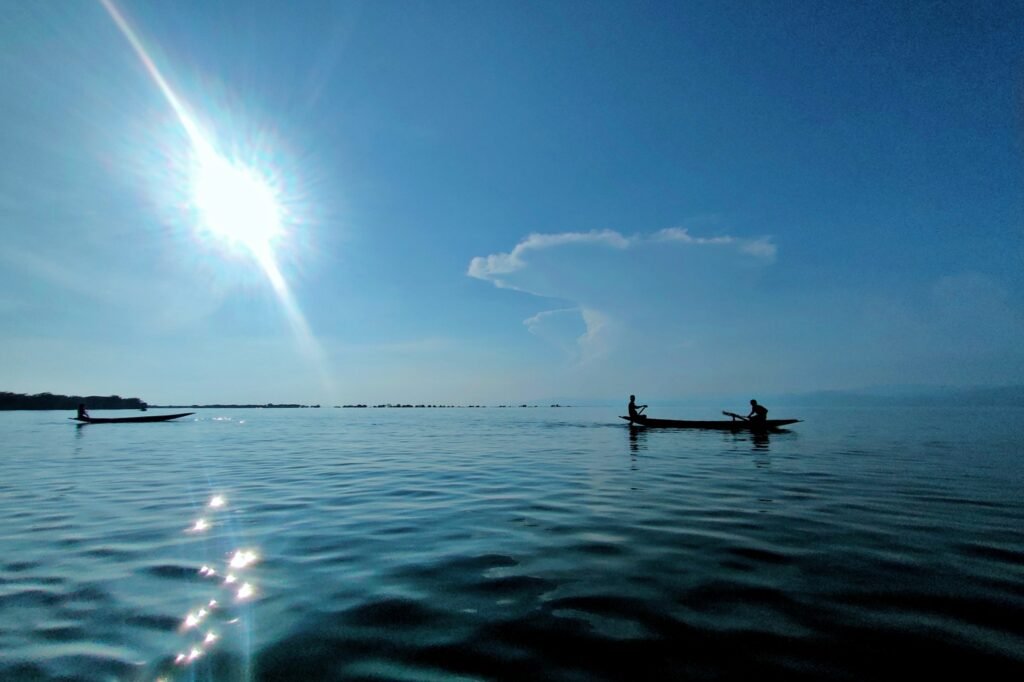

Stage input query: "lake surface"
[{"left": 1, "top": 406, "right": 1022, "bottom": 680}]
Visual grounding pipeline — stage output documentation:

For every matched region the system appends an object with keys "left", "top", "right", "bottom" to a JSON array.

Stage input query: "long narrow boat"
[
  {"left": 70, "top": 412, "right": 194, "bottom": 424},
  {"left": 620, "top": 415, "right": 800, "bottom": 430}
]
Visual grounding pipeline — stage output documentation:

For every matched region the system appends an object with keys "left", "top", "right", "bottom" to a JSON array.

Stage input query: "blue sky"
[{"left": 1, "top": 0, "right": 1022, "bottom": 405}]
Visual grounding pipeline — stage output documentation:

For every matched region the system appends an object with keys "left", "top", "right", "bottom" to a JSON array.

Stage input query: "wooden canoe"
[
  {"left": 71, "top": 412, "right": 194, "bottom": 424},
  {"left": 620, "top": 415, "right": 799, "bottom": 430}
]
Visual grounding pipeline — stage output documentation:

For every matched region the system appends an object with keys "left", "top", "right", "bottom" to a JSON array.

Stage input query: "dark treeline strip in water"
[
  {"left": 152, "top": 403, "right": 316, "bottom": 409},
  {"left": 0, "top": 392, "right": 147, "bottom": 410}
]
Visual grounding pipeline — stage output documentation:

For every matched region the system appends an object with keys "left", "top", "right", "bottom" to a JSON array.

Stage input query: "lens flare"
[{"left": 99, "top": 0, "right": 336, "bottom": 401}]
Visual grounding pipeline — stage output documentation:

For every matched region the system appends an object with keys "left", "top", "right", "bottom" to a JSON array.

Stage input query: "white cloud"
[
  {"left": 467, "top": 229, "right": 633, "bottom": 286},
  {"left": 654, "top": 227, "right": 777, "bottom": 260},
  {"left": 524, "top": 308, "right": 579, "bottom": 333},
  {"left": 522, "top": 306, "right": 614, "bottom": 364},
  {"left": 524, "top": 308, "right": 586, "bottom": 359},
  {"left": 461, "top": 229, "right": 1019, "bottom": 397},
  {"left": 469, "top": 226, "right": 774, "bottom": 287},
  {"left": 653, "top": 227, "right": 734, "bottom": 245},
  {"left": 468, "top": 225, "right": 777, "bottom": 365},
  {"left": 739, "top": 238, "right": 777, "bottom": 259}
]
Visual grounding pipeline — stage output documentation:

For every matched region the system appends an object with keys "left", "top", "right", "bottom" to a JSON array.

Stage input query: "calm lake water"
[{"left": 1, "top": 406, "right": 1022, "bottom": 680}]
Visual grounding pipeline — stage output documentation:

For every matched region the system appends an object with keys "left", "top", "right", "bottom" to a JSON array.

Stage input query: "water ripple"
[{"left": 1, "top": 406, "right": 1023, "bottom": 679}]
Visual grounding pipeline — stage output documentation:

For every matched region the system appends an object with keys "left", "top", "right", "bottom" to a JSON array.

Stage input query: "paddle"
[
  {"left": 722, "top": 410, "right": 749, "bottom": 422},
  {"left": 626, "top": 404, "right": 647, "bottom": 423}
]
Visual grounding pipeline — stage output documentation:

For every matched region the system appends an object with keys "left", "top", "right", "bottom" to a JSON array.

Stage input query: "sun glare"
[
  {"left": 101, "top": 0, "right": 338, "bottom": 403},
  {"left": 191, "top": 147, "right": 283, "bottom": 257}
]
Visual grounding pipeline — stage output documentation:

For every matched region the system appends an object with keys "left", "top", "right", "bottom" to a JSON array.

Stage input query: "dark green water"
[{"left": 1, "top": 406, "right": 1021, "bottom": 680}]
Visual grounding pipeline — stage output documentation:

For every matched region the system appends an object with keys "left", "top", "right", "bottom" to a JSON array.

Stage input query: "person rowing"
[
  {"left": 628, "top": 394, "right": 648, "bottom": 421},
  {"left": 747, "top": 399, "right": 767, "bottom": 425},
  {"left": 77, "top": 403, "right": 89, "bottom": 420}
]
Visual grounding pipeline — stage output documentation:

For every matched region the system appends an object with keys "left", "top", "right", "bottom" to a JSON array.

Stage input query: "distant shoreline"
[
  {"left": 150, "top": 404, "right": 572, "bottom": 409},
  {"left": 152, "top": 403, "right": 318, "bottom": 409},
  {"left": 0, "top": 390, "right": 575, "bottom": 411},
  {"left": 0, "top": 392, "right": 146, "bottom": 411}
]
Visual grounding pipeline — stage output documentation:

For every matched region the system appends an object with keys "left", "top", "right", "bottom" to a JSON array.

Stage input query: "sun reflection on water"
[
  {"left": 91, "top": 4, "right": 317, "bottom": 669},
  {"left": 153, "top": 491, "right": 262, "bottom": 678},
  {"left": 229, "top": 549, "right": 258, "bottom": 569},
  {"left": 236, "top": 582, "right": 255, "bottom": 601}
]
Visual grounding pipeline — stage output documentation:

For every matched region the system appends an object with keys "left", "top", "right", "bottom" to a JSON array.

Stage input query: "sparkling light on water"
[
  {"left": 229, "top": 549, "right": 258, "bottom": 569},
  {"left": 163, "top": 489, "right": 262, "bottom": 674}
]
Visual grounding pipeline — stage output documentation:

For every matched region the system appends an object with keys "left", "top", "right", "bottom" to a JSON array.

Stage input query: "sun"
[{"left": 190, "top": 145, "right": 283, "bottom": 259}]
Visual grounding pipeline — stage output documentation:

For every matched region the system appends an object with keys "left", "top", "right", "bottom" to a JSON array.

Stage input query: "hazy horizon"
[
  {"left": 3, "top": 1, "right": 1022, "bottom": 406},
  {"left": 6, "top": 382, "right": 1023, "bottom": 412}
]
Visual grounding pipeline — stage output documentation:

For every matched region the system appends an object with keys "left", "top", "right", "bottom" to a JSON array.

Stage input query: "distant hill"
[{"left": 0, "top": 392, "right": 147, "bottom": 411}]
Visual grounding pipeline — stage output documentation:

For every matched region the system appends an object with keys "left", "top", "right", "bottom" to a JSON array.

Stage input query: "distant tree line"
[
  {"left": 333, "top": 404, "right": 569, "bottom": 408},
  {"left": 0, "top": 392, "right": 147, "bottom": 411},
  {"left": 152, "top": 403, "right": 317, "bottom": 409}
]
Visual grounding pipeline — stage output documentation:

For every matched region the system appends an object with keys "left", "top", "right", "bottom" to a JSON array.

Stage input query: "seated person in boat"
[
  {"left": 628, "top": 395, "right": 647, "bottom": 420},
  {"left": 77, "top": 403, "right": 89, "bottom": 419},
  {"left": 747, "top": 399, "right": 767, "bottom": 424}
]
